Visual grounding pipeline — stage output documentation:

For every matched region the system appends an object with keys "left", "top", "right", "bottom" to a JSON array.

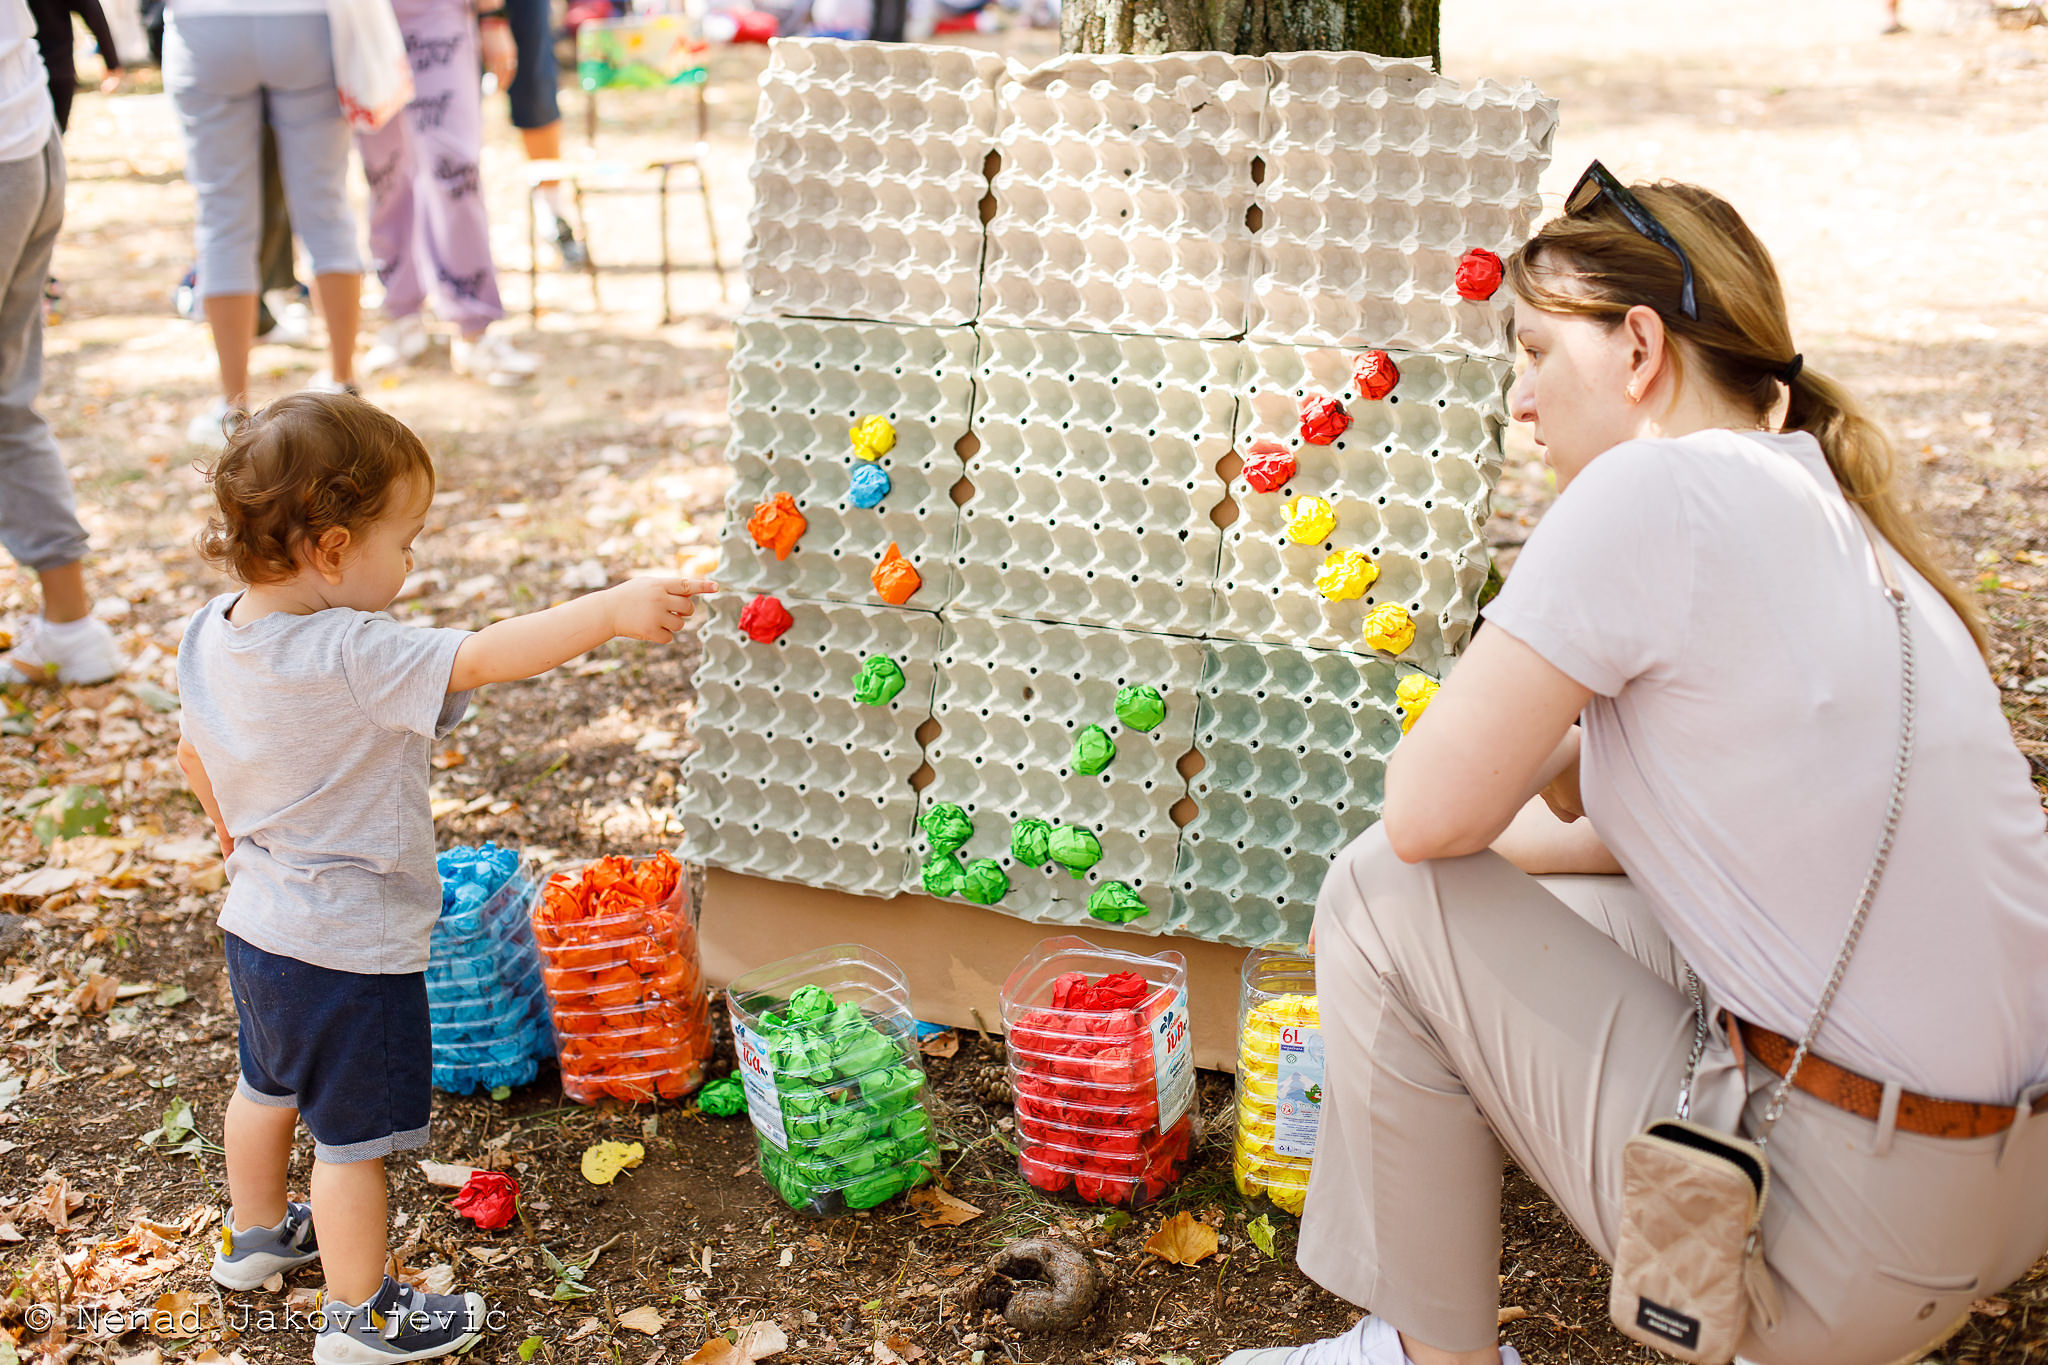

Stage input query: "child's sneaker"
[
  {"left": 314, "top": 1276, "right": 487, "bottom": 1365},
  {"left": 210, "top": 1201, "right": 320, "bottom": 1289},
  {"left": 3, "top": 616, "right": 123, "bottom": 686}
]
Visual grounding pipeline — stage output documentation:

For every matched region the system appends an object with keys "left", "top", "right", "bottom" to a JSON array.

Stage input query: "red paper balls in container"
[
  {"left": 1455, "top": 248, "right": 1504, "bottom": 301},
  {"left": 1000, "top": 936, "right": 1199, "bottom": 1208},
  {"left": 1353, "top": 350, "right": 1400, "bottom": 401},
  {"left": 1241, "top": 441, "right": 1296, "bottom": 494},
  {"left": 1298, "top": 395, "right": 1350, "bottom": 446}
]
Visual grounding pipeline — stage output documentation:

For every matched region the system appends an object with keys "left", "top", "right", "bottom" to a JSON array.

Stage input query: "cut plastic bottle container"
[
  {"left": 426, "top": 844, "right": 555, "bottom": 1095},
  {"left": 1232, "top": 949, "right": 1322, "bottom": 1216},
  {"left": 531, "top": 851, "right": 714, "bottom": 1104},
  {"left": 725, "top": 944, "right": 937, "bottom": 1217},
  {"left": 1001, "top": 936, "right": 1199, "bottom": 1208}
]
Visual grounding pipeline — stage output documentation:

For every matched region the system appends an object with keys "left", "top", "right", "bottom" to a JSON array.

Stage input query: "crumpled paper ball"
[
  {"left": 848, "top": 462, "right": 891, "bottom": 509},
  {"left": 429, "top": 843, "right": 551, "bottom": 1096},
  {"left": 1114, "top": 685, "right": 1165, "bottom": 732},
  {"left": 1313, "top": 550, "right": 1379, "bottom": 603},
  {"left": 849, "top": 414, "right": 897, "bottom": 461},
  {"left": 1298, "top": 395, "right": 1350, "bottom": 446},
  {"left": 739, "top": 594, "right": 794, "bottom": 643},
  {"left": 1362, "top": 603, "right": 1416, "bottom": 655},
  {"left": 698, "top": 1075, "right": 746, "bottom": 1116},
  {"left": 452, "top": 1170, "right": 519, "bottom": 1230},
  {"left": 959, "top": 859, "right": 1009, "bottom": 905},
  {"left": 1282, "top": 495, "right": 1338, "bottom": 547},
  {"left": 1396, "top": 674, "right": 1441, "bottom": 734},
  {"left": 1047, "top": 825, "right": 1102, "bottom": 879},
  {"left": 920, "top": 802, "right": 974, "bottom": 855},
  {"left": 1011, "top": 818, "right": 1052, "bottom": 866},
  {"left": 1073, "top": 724, "right": 1116, "bottom": 776},
  {"left": 1086, "top": 882, "right": 1147, "bottom": 924},
  {"left": 853, "top": 655, "right": 906, "bottom": 706},
  {"left": 746, "top": 492, "right": 806, "bottom": 560},
  {"left": 872, "top": 542, "right": 921, "bottom": 605},
  {"left": 922, "top": 852, "right": 965, "bottom": 897},
  {"left": 1455, "top": 248, "right": 1504, "bottom": 301},
  {"left": 1242, "top": 440, "right": 1296, "bottom": 494},
  {"left": 1354, "top": 349, "right": 1400, "bottom": 401}
]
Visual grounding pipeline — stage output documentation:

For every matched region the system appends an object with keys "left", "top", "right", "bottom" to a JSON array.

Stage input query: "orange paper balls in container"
[
  {"left": 872, "top": 542, "right": 921, "bottom": 605},
  {"left": 746, "top": 493, "right": 806, "bottom": 560},
  {"left": 531, "top": 851, "right": 713, "bottom": 1104}
]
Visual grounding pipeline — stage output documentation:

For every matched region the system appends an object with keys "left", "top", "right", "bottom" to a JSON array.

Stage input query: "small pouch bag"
[{"left": 1608, "top": 506, "right": 1914, "bottom": 1364}]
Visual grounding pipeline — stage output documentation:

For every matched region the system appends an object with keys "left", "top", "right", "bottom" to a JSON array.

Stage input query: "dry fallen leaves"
[
  {"left": 680, "top": 1321, "right": 787, "bottom": 1365},
  {"left": 24, "top": 1173, "right": 87, "bottom": 1231},
  {"left": 1497, "top": 1306, "right": 1530, "bottom": 1324},
  {"left": 69, "top": 972, "right": 119, "bottom": 1014},
  {"left": 418, "top": 1160, "right": 479, "bottom": 1189},
  {"left": 873, "top": 1334, "right": 925, "bottom": 1364},
  {"left": 906, "top": 1187, "right": 983, "bottom": 1229},
  {"left": 916, "top": 1030, "right": 960, "bottom": 1060},
  {"left": 581, "top": 1140, "right": 645, "bottom": 1185},
  {"left": 1142, "top": 1213, "right": 1219, "bottom": 1267},
  {"left": 617, "top": 1305, "right": 668, "bottom": 1336}
]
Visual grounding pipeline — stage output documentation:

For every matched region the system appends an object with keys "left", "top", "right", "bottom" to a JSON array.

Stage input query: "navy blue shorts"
[
  {"left": 504, "top": 0, "right": 560, "bottom": 132},
  {"left": 225, "top": 933, "right": 433, "bottom": 1164}
]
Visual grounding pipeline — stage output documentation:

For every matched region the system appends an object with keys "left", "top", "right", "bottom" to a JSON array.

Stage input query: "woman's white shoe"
[
  {"left": 451, "top": 330, "right": 540, "bottom": 387},
  {"left": 1220, "top": 1315, "right": 1523, "bottom": 1365},
  {"left": 362, "top": 313, "right": 432, "bottom": 373}
]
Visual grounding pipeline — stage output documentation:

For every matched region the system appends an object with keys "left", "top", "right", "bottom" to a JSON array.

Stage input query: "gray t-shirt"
[
  {"left": 1484, "top": 429, "right": 2048, "bottom": 1105},
  {"left": 177, "top": 594, "right": 473, "bottom": 974}
]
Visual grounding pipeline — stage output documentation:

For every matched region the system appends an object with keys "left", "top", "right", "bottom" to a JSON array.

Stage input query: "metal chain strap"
[{"left": 1672, "top": 510, "right": 1915, "bottom": 1139}]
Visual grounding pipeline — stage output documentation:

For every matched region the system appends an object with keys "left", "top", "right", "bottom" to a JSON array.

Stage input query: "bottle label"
[
  {"left": 732, "top": 1019, "right": 788, "bottom": 1150},
  {"left": 1273, "top": 1024, "right": 1325, "bottom": 1159},
  {"left": 1147, "top": 985, "right": 1196, "bottom": 1135}
]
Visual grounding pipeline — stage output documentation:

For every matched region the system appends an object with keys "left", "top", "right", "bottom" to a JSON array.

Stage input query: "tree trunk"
[{"left": 1062, "top": 0, "right": 1439, "bottom": 64}]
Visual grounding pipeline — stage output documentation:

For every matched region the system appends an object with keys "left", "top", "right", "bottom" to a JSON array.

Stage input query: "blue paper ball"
[{"left": 848, "top": 462, "right": 891, "bottom": 509}]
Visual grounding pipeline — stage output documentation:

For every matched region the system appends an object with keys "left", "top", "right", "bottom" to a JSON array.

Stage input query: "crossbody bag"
[{"left": 1608, "top": 506, "right": 1916, "bottom": 1365}]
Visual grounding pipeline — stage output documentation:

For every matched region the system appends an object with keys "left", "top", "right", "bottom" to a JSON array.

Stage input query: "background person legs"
[
  {"left": 504, "top": 0, "right": 586, "bottom": 267},
  {"left": 0, "top": 131, "right": 118, "bottom": 683}
]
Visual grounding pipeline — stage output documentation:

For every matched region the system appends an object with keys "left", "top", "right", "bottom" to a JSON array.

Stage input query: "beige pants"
[{"left": 1298, "top": 825, "right": 2048, "bottom": 1364}]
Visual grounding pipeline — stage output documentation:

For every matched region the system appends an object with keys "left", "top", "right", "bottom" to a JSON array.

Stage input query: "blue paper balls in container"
[{"left": 427, "top": 843, "right": 555, "bottom": 1095}]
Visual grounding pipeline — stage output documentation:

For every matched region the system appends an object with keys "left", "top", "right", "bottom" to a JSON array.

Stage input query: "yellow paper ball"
[{"left": 1362, "top": 603, "right": 1416, "bottom": 655}]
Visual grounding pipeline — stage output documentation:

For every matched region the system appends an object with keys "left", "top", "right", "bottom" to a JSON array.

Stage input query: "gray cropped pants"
[
  {"left": 1299, "top": 824, "right": 2048, "bottom": 1365},
  {"left": 0, "top": 131, "right": 89, "bottom": 575}
]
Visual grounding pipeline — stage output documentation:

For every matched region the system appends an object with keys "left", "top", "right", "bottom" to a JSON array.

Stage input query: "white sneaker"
[
  {"left": 451, "top": 330, "right": 540, "bottom": 387},
  {"left": 362, "top": 313, "right": 432, "bottom": 373},
  {"left": 3, "top": 615, "right": 124, "bottom": 686},
  {"left": 303, "top": 374, "right": 362, "bottom": 397},
  {"left": 256, "top": 292, "right": 314, "bottom": 348},
  {"left": 185, "top": 396, "right": 244, "bottom": 449},
  {"left": 1221, "top": 1316, "right": 1522, "bottom": 1365}
]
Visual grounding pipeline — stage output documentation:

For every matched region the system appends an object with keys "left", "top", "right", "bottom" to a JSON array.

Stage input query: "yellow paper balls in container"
[
  {"left": 1313, "top": 549, "right": 1378, "bottom": 603},
  {"left": 1233, "top": 950, "right": 1322, "bottom": 1217},
  {"left": 1361, "top": 602, "right": 1416, "bottom": 656},
  {"left": 1396, "top": 674, "right": 1440, "bottom": 734},
  {"left": 1281, "top": 495, "right": 1338, "bottom": 546}
]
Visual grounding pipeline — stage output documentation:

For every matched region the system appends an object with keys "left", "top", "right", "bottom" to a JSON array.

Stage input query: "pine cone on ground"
[{"left": 969, "top": 1061, "right": 1013, "bottom": 1107}]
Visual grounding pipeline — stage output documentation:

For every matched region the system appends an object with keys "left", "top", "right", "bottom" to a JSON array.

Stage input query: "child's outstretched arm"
[
  {"left": 447, "top": 576, "right": 717, "bottom": 693},
  {"left": 177, "top": 735, "right": 233, "bottom": 860}
]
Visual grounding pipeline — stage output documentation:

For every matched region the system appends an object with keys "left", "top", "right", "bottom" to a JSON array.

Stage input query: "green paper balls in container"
[{"left": 725, "top": 944, "right": 938, "bottom": 1217}]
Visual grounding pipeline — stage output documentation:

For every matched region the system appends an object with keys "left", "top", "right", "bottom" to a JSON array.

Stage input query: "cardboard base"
[{"left": 700, "top": 869, "right": 1251, "bottom": 1071}]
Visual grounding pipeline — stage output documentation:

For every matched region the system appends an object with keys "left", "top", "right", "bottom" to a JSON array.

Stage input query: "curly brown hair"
[{"left": 197, "top": 393, "right": 436, "bottom": 585}]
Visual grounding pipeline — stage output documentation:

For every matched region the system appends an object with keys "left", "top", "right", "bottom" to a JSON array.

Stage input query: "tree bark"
[{"left": 1061, "top": 0, "right": 1439, "bottom": 64}]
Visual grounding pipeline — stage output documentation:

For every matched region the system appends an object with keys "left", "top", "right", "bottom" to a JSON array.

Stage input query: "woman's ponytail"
[{"left": 1784, "top": 366, "right": 1990, "bottom": 662}]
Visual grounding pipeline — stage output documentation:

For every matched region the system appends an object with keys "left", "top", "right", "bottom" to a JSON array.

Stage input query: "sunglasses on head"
[{"left": 1565, "top": 160, "right": 1699, "bottom": 322}]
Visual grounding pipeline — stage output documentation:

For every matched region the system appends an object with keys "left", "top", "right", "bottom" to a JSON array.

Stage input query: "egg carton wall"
[
  {"left": 714, "top": 316, "right": 978, "bottom": 610},
  {"left": 679, "top": 594, "right": 941, "bottom": 897},
  {"left": 743, "top": 40, "right": 1004, "bottom": 326},
  {"left": 1248, "top": 51, "right": 1558, "bottom": 358},
  {"left": 915, "top": 615, "right": 1204, "bottom": 930},
  {"left": 955, "top": 326, "right": 1240, "bottom": 638},
  {"left": 979, "top": 53, "right": 1268, "bottom": 340},
  {"left": 1212, "top": 343, "right": 1511, "bottom": 676},
  {"left": 1172, "top": 640, "right": 1417, "bottom": 947}
]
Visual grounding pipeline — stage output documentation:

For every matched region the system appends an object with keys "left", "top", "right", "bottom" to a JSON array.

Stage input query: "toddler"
[{"left": 175, "top": 393, "right": 714, "bottom": 1364}]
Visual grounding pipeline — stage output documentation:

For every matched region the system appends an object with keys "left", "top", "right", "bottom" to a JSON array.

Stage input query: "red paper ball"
[
  {"left": 1299, "top": 395, "right": 1350, "bottom": 446},
  {"left": 1242, "top": 440, "right": 1295, "bottom": 494},
  {"left": 738, "top": 594, "right": 794, "bottom": 643},
  {"left": 1354, "top": 350, "right": 1400, "bottom": 401},
  {"left": 1455, "top": 248, "right": 1504, "bottom": 301}
]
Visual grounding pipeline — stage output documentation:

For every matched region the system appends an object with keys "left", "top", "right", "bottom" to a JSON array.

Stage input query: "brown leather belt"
[{"left": 1724, "top": 1012, "right": 2048, "bottom": 1141}]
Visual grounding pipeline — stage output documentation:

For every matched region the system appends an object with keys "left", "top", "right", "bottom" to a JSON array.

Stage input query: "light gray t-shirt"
[
  {"left": 177, "top": 594, "right": 473, "bottom": 974},
  {"left": 1484, "top": 429, "right": 2048, "bottom": 1105}
]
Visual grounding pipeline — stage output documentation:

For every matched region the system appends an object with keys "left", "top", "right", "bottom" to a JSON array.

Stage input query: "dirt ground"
[{"left": 4, "top": 1, "right": 2047, "bottom": 1363}]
